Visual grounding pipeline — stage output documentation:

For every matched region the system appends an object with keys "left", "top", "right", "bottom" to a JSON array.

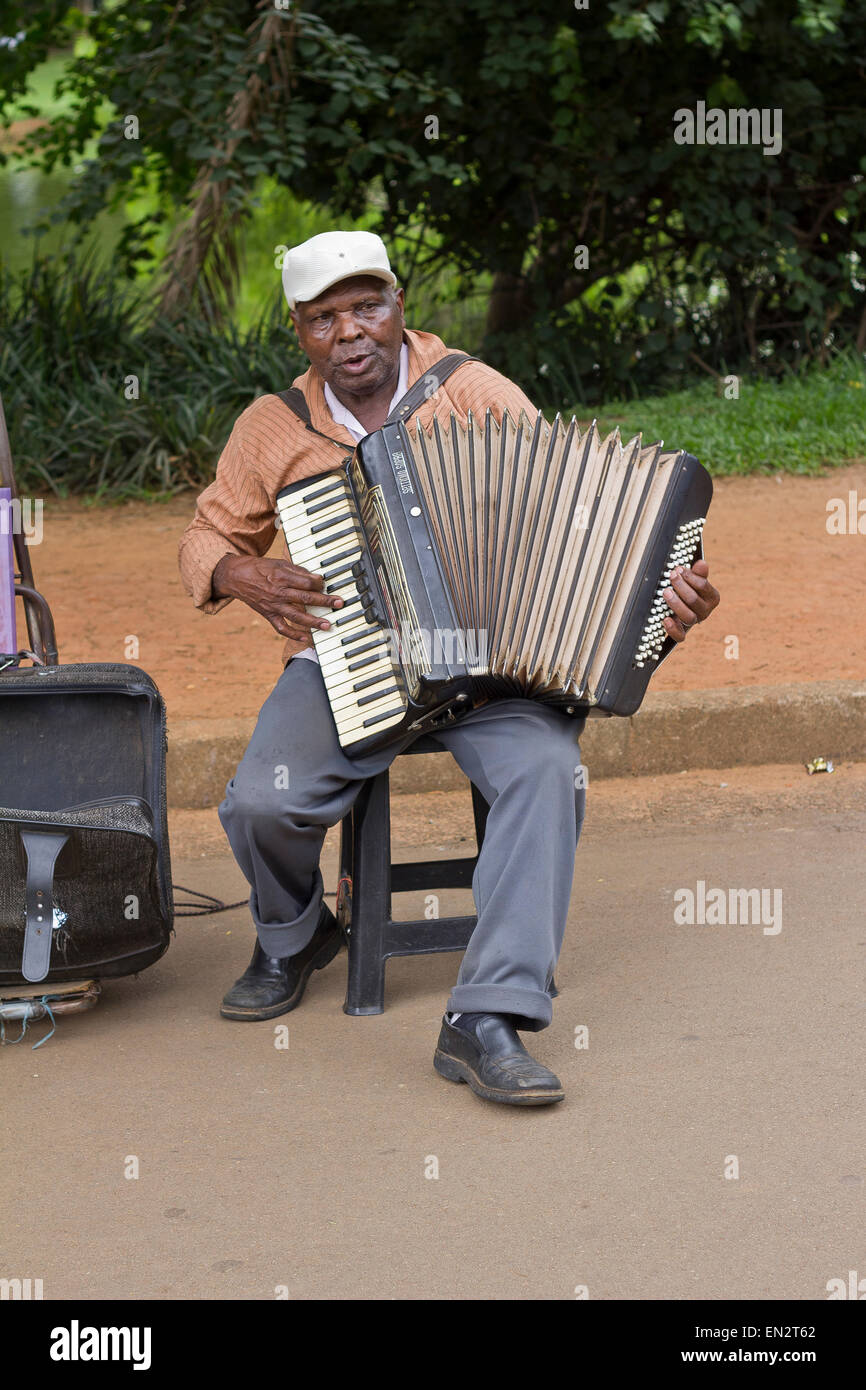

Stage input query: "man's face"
[{"left": 292, "top": 276, "right": 405, "bottom": 397}]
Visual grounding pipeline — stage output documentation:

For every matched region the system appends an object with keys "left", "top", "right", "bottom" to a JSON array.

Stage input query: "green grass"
[{"left": 569, "top": 352, "right": 866, "bottom": 475}]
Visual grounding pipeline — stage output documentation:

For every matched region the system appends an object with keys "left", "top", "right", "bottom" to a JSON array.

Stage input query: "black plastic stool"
[{"left": 338, "top": 735, "right": 489, "bottom": 1015}]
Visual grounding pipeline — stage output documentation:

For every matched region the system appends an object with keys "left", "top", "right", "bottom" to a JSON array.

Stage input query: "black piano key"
[
  {"left": 346, "top": 654, "right": 381, "bottom": 673},
  {"left": 311, "top": 511, "right": 352, "bottom": 535},
  {"left": 362, "top": 706, "right": 405, "bottom": 729},
  {"left": 347, "top": 639, "right": 389, "bottom": 661},
  {"left": 321, "top": 559, "right": 358, "bottom": 582},
  {"left": 341, "top": 626, "right": 383, "bottom": 647},
  {"left": 357, "top": 684, "right": 400, "bottom": 708},
  {"left": 306, "top": 495, "right": 348, "bottom": 516},
  {"left": 352, "top": 671, "right": 393, "bottom": 693},
  {"left": 302, "top": 481, "right": 343, "bottom": 503},
  {"left": 314, "top": 526, "right": 357, "bottom": 549},
  {"left": 335, "top": 600, "right": 363, "bottom": 624},
  {"left": 319, "top": 546, "right": 361, "bottom": 572}
]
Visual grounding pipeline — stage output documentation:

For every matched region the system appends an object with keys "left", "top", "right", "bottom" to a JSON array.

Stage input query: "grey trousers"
[{"left": 219, "top": 659, "right": 587, "bottom": 1029}]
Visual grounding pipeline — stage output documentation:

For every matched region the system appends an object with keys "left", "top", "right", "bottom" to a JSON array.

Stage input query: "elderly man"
[{"left": 179, "top": 230, "right": 719, "bottom": 1107}]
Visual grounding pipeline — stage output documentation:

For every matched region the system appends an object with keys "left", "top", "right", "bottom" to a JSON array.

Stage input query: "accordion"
[{"left": 276, "top": 410, "right": 712, "bottom": 755}]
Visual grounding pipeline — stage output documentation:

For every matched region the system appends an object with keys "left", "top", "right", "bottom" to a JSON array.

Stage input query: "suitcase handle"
[{"left": 19, "top": 829, "right": 69, "bottom": 983}]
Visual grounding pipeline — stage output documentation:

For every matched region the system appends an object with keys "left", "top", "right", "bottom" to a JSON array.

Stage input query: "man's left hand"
[{"left": 662, "top": 558, "right": 720, "bottom": 642}]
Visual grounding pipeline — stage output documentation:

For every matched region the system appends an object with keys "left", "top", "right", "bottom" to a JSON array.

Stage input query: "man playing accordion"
[{"left": 179, "top": 230, "right": 720, "bottom": 1107}]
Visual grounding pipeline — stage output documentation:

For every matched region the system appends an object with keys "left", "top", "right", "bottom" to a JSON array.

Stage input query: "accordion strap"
[
  {"left": 276, "top": 386, "right": 314, "bottom": 426},
  {"left": 384, "top": 352, "right": 475, "bottom": 425},
  {"left": 276, "top": 352, "right": 476, "bottom": 440},
  {"left": 274, "top": 386, "right": 349, "bottom": 453}
]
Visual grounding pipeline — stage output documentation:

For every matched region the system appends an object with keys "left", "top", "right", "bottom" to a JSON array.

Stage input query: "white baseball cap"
[{"left": 282, "top": 230, "right": 397, "bottom": 310}]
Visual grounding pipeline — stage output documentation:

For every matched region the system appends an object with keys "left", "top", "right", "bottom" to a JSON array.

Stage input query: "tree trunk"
[{"left": 484, "top": 271, "right": 536, "bottom": 337}]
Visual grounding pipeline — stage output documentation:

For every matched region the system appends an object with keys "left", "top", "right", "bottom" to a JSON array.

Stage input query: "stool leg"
[
  {"left": 343, "top": 772, "right": 391, "bottom": 1015},
  {"left": 336, "top": 809, "right": 354, "bottom": 939}
]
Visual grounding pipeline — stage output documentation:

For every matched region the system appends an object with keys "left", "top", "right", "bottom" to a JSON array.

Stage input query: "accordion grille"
[{"left": 409, "top": 410, "right": 705, "bottom": 705}]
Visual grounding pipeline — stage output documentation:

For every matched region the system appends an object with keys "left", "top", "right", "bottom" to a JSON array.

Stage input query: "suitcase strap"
[{"left": 20, "top": 828, "right": 69, "bottom": 983}]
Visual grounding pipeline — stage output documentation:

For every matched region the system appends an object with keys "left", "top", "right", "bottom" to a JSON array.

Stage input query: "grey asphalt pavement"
[{"left": 2, "top": 768, "right": 864, "bottom": 1301}]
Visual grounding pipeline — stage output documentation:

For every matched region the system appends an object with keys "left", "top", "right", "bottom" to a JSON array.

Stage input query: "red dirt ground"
[{"left": 14, "top": 461, "right": 866, "bottom": 722}]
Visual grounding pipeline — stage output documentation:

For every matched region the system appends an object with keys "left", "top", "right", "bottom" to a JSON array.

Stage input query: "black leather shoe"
[
  {"left": 220, "top": 904, "right": 342, "bottom": 1021},
  {"left": 434, "top": 1013, "right": 564, "bottom": 1105}
]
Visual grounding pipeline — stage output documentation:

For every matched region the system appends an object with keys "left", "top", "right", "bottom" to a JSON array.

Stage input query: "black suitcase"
[{"left": 0, "top": 662, "right": 173, "bottom": 985}]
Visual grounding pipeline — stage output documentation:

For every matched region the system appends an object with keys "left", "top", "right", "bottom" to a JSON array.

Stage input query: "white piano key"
[
  {"left": 279, "top": 477, "right": 347, "bottom": 510},
  {"left": 335, "top": 699, "right": 407, "bottom": 741},
  {"left": 320, "top": 635, "right": 391, "bottom": 672},
  {"left": 318, "top": 646, "right": 390, "bottom": 684},
  {"left": 288, "top": 523, "right": 363, "bottom": 555},
  {"left": 277, "top": 478, "right": 408, "bottom": 749},
  {"left": 281, "top": 500, "right": 354, "bottom": 533},
  {"left": 279, "top": 497, "right": 358, "bottom": 530},
  {"left": 289, "top": 534, "right": 364, "bottom": 568},
  {"left": 319, "top": 656, "right": 393, "bottom": 692},
  {"left": 327, "top": 665, "right": 400, "bottom": 710},
  {"left": 279, "top": 480, "right": 347, "bottom": 509},
  {"left": 315, "top": 609, "right": 373, "bottom": 641},
  {"left": 318, "top": 639, "right": 391, "bottom": 677}
]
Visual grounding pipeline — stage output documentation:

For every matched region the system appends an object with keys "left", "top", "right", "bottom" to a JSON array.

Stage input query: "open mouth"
[{"left": 339, "top": 353, "right": 373, "bottom": 375}]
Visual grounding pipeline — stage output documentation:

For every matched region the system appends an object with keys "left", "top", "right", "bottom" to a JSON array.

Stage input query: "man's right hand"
[{"left": 212, "top": 554, "right": 343, "bottom": 643}]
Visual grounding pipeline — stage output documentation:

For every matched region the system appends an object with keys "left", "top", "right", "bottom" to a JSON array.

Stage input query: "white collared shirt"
[
  {"left": 294, "top": 342, "right": 409, "bottom": 663},
  {"left": 323, "top": 341, "right": 409, "bottom": 442}
]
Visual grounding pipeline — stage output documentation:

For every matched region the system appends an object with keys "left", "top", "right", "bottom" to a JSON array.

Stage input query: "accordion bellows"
[
  {"left": 277, "top": 410, "right": 712, "bottom": 754},
  {"left": 412, "top": 409, "right": 707, "bottom": 694}
]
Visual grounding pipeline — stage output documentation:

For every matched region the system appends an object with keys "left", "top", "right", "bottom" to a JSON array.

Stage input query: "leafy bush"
[{"left": 1, "top": 253, "right": 307, "bottom": 495}]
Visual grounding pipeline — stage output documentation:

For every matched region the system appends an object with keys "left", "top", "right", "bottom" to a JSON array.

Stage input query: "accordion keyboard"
[{"left": 275, "top": 474, "right": 408, "bottom": 744}]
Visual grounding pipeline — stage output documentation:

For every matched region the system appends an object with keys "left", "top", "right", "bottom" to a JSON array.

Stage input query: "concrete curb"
[{"left": 166, "top": 680, "right": 866, "bottom": 808}]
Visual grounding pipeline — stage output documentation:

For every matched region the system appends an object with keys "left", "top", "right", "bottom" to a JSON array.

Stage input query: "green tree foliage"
[
  {"left": 2, "top": 0, "right": 864, "bottom": 404},
  {"left": 323, "top": 0, "right": 866, "bottom": 397},
  {"left": 0, "top": 0, "right": 461, "bottom": 312}
]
